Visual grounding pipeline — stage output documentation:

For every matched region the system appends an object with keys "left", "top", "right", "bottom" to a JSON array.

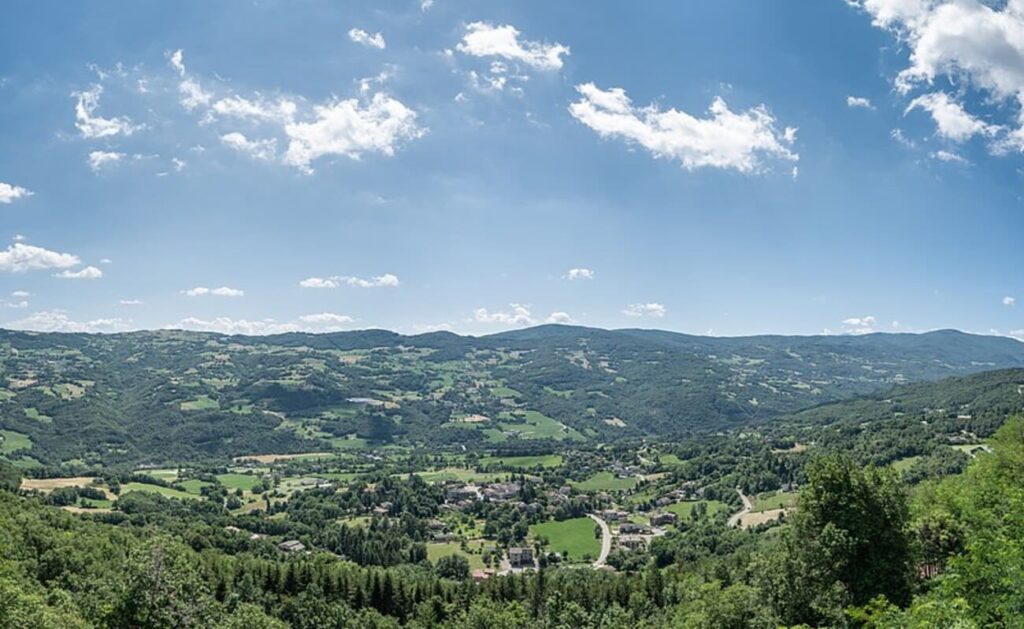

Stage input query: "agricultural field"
[
  {"left": 426, "top": 542, "right": 486, "bottom": 570},
  {"left": 479, "top": 454, "right": 563, "bottom": 469},
  {"left": 666, "top": 500, "right": 728, "bottom": 520},
  {"left": 0, "top": 429, "right": 31, "bottom": 455},
  {"left": 530, "top": 517, "right": 601, "bottom": 563},
  {"left": 120, "top": 482, "right": 200, "bottom": 500},
  {"left": 571, "top": 471, "right": 638, "bottom": 492},
  {"left": 752, "top": 490, "right": 797, "bottom": 512}
]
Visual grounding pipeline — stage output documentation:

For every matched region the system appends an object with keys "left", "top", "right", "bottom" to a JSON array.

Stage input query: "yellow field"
[
  {"left": 739, "top": 508, "right": 788, "bottom": 528},
  {"left": 232, "top": 452, "right": 334, "bottom": 463}
]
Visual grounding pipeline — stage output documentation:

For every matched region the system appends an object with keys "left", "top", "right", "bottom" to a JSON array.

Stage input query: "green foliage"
[{"left": 756, "top": 455, "right": 914, "bottom": 625}]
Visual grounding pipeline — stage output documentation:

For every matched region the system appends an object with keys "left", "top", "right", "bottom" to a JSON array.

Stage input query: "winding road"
[
  {"left": 588, "top": 513, "right": 612, "bottom": 568},
  {"left": 727, "top": 488, "right": 753, "bottom": 528}
]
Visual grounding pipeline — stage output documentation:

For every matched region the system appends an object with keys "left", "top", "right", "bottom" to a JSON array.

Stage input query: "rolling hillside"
[{"left": 1, "top": 325, "right": 1023, "bottom": 467}]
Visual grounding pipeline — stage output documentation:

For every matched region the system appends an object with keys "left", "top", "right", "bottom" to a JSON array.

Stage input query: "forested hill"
[{"left": 2, "top": 325, "right": 1024, "bottom": 467}]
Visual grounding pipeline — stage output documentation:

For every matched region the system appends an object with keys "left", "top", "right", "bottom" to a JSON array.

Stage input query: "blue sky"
[{"left": 0, "top": 0, "right": 1022, "bottom": 338}]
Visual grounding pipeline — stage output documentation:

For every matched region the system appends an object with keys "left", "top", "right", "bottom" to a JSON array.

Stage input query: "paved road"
[
  {"left": 588, "top": 514, "right": 612, "bottom": 568},
  {"left": 727, "top": 488, "right": 752, "bottom": 528}
]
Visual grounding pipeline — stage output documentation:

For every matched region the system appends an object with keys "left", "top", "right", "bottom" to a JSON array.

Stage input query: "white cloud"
[
  {"left": 891, "top": 128, "right": 916, "bottom": 148},
  {"left": 297, "top": 312, "right": 354, "bottom": 328},
  {"left": 72, "top": 85, "right": 140, "bottom": 139},
  {"left": 282, "top": 94, "right": 425, "bottom": 173},
  {"left": 565, "top": 268, "right": 595, "bottom": 281},
  {"left": 348, "top": 28, "right": 386, "bottom": 50},
  {"left": 168, "top": 49, "right": 213, "bottom": 110},
  {"left": 171, "top": 157, "right": 186, "bottom": 172},
  {"left": 545, "top": 311, "right": 574, "bottom": 324},
  {"left": 88, "top": 150, "right": 125, "bottom": 172},
  {"left": 623, "top": 303, "right": 666, "bottom": 318},
  {"left": 298, "top": 277, "right": 340, "bottom": 289},
  {"left": 852, "top": 0, "right": 1024, "bottom": 151},
  {"left": 220, "top": 132, "right": 277, "bottom": 161},
  {"left": 931, "top": 149, "right": 967, "bottom": 163},
  {"left": 457, "top": 22, "right": 569, "bottom": 71},
  {"left": 569, "top": 83, "right": 798, "bottom": 173},
  {"left": 210, "top": 95, "right": 297, "bottom": 125},
  {"left": 168, "top": 48, "right": 423, "bottom": 173},
  {"left": 0, "top": 243, "right": 80, "bottom": 273},
  {"left": 119, "top": 299, "right": 143, "bottom": 305},
  {"left": 906, "top": 92, "right": 998, "bottom": 142},
  {"left": 420, "top": 0, "right": 434, "bottom": 10},
  {"left": 0, "top": 182, "right": 32, "bottom": 204},
  {"left": 1004, "top": 296, "right": 1016, "bottom": 306},
  {"left": 183, "top": 286, "right": 244, "bottom": 297},
  {"left": 3, "top": 300, "right": 28, "bottom": 309},
  {"left": 847, "top": 95, "right": 874, "bottom": 109},
  {"left": 55, "top": 266, "right": 103, "bottom": 280},
  {"left": 11, "top": 291, "right": 30, "bottom": 298},
  {"left": 6, "top": 310, "right": 131, "bottom": 333},
  {"left": 841, "top": 315, "right": 878, "bottom": 334},
  {"left": 299, "top": 273, "right": 399, "bottom": 288},
  {"left": 169, "top": 312, "right": 354, "bottom": 335},
  {"left": 474, "top": 304, "right": 535, "bottom": 326}
]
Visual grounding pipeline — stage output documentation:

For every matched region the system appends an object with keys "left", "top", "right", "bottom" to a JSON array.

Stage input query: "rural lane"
[
  {"left": 588, "top": 513, "right": 612, "bottom": 568},
  {"left": 727, "top": 488, "right": 752, "bottom": 528}
]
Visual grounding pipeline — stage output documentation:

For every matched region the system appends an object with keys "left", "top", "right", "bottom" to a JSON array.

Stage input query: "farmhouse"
[
  {"left": 650, "top": 512, "right": 678, "bottom": 526},
  {"left": 278, "top": 540, "right": 306, "bottom": 553},
  {"left": 508, "top": 546, "right": 534, "bottom": 568},
  {"left": 618, "top": 535, "right": 647, "bottom": 550}
]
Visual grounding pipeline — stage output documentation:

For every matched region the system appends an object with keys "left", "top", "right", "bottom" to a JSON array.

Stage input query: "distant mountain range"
[{"left": 1, "top": 325, "right": 1023, "bottom": 468}]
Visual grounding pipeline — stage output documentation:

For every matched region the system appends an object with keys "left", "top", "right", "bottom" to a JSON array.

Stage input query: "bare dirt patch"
[{"left": 739, "top": 508, "right": 789, "bottom": 528}]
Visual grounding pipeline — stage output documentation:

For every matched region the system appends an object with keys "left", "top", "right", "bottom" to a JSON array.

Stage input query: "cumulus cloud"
[
  {"left": 623, "top": 303, "right": 666, "bottom": 318},
  {"left": 72, "top": 85, "right": 140, "bottom": 139},
  {"left": 88, "top": 150, "right": 125, "bottom": 172},
  {"left": 3, "top": 300, "right": 28, "bottom": 309},
  {"left": 169, "top": 48, "right": 423, "bottom": 173},
  {"left": 474, "top": 304, "right": 535, "bottom": 326},
  {"left": 5, "top": 310, "right": 131, "bottom": 333},
  {"left": 299, "top": 273, "right": 399, "bottom": 288},
  {"left": 11, "top": 291, "right": 30, "bottom": 298},
  {"left": 905, "top": 92, "right": 998, "bottom": 142},
  {"left": 348, "top": 28, "right": 386, "bottom": 49},
  {"left": 851, "top": 0, "right": 1024, "bottom": 152},
  {"left": 1004, "top": 296, "right": 1016, "bottom": 306},
  {"left": 847, "top": 96, "right": 874, "bottom": 109},
  {"left": 569, "top": 83, "right": 798, "bottom": 173},
  {"left": 282, "top": 94, "right": 425, "bottom": 173},
  {"left": 220, "top": 132, "right": 277, "bottom": 161},
  {"left": 183, "top": 286, "right": 244, "bottom": 297},
  {"left": 841, "top": 315, "right": 878, "bottom": 334},
  {"left": 0, "top": 243, "right": 80, "bottom": 273},
  {"left": 297, "top": 312, "right": 354, "bottom": 327},
  {"left": 0, "top": 182, "right": 32, "bottom": 204},
  {"left": 545, "top": 311, "right": 574, "bottom": 324},
  {"left": 55, "top": 266, "right": 103, "bottom": 280},
  {"left": 565, "top": 268, "right": 595, "bottom": 280},
  {"left": 169, "top": 312, "right": 354, "bottom": 335},
  {"left": 457, "top": 22, "right": 569, "bottom": 71}
]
